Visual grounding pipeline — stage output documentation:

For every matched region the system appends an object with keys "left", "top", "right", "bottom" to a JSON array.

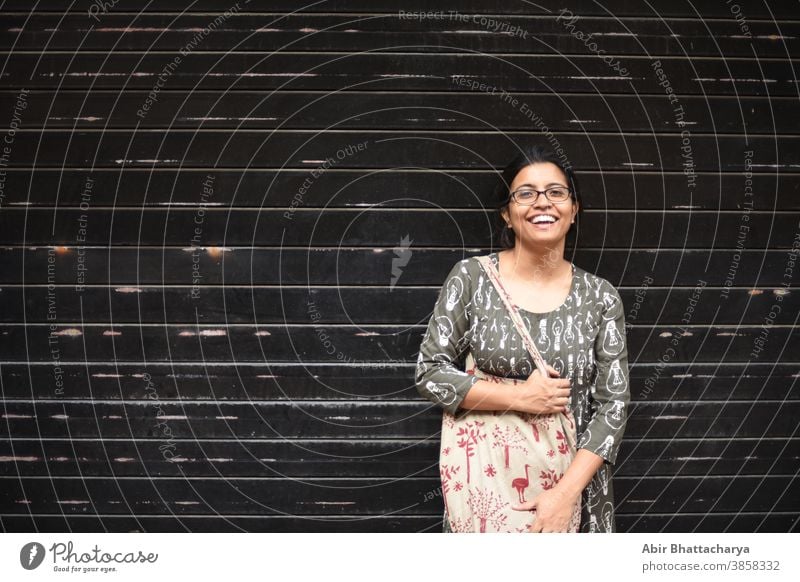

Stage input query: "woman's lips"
[{"left": 527, "top": 216, "right": 559, "bottom": 230}]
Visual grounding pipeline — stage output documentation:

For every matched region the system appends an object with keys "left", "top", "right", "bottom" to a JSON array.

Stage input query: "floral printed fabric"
[
  {"left": 415, "top": 252, "right": 630, "bottom": 532},
  {"left": 439, "top": 355, "right": 582, "bottom": 533}
]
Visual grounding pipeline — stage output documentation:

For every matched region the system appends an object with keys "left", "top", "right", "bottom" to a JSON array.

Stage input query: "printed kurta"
[{"left": 415, "top": 252, "right": 630, "bottom": 533}]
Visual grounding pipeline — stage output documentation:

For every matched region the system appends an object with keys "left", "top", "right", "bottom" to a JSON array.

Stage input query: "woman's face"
[{"left": 501, "top": 162, "right": 578, "bottom": 246}]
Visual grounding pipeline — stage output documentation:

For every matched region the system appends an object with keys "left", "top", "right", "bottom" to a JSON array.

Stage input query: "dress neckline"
[{"left": 490, "top": 251, "right": 577, "bottom": 316}]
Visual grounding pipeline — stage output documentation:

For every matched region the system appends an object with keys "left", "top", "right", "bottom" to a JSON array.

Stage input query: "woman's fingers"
[
  {"left": 548, "top": 388, "right": 571, "bottom": 411},
  {"left": 511, "top": 501, "right": 536, "bottom": 511},
  {"left": 528, "top": 520, "right": 569, "bottom": 533}
]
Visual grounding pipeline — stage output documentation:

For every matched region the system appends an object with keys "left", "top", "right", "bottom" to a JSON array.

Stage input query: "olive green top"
[{"left": 415, "top": 252, "right": 630, "bottom": 532}]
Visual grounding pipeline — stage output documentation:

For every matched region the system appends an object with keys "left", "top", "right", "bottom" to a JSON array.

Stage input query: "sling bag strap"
[
  {"left": 475, "top": 255, "right": 578, "bottom": 441},
  {"left": 475, "top": 254, "right": 549, "bottom": 376}
]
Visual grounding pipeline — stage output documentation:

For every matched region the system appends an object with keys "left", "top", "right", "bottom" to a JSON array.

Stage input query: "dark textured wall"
[{"left": 0, "top": 1, "right": 797, "bottom": 533}]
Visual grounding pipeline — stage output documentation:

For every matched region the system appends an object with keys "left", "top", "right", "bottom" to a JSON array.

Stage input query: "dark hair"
[{"left": 495, "top": 144, "right": 582, "bottom": 249}]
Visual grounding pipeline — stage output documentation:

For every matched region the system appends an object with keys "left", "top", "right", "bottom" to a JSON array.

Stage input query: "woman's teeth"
[{"left": 530, "top": 216, "right": 557, "bottom": 224}]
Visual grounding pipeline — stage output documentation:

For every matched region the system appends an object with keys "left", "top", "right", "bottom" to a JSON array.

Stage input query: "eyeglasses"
[{"left": 508, "top": 186, "right": 572, "bottom": 205}]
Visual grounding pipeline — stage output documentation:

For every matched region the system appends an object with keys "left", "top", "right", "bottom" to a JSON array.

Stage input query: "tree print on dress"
[
  {"left": 467, "top": 487, "right": 509, "bottom": 533},
  {"left": 440, "top": 463, "right": 461, "bottom": 517},
  {"left": 525, "top": 413, "right": 554, "bottom": 442},
  {"left": 539, "top": 468, "right": 565, "bottom": 490},
  {"left": 442, "top": 412, "right": 455, "bottom": 430},
  {"left": 456, "top": 420, "right": 486, "bottom": 484},
  {"left": 556, "top": 429, "right": 571, "bottom": 456},
  {"left": 448, "top": 515, "right": 473, "bottom": 533},
  {"left": 491, "top": 423, "right": 528, "bottom": 468}
]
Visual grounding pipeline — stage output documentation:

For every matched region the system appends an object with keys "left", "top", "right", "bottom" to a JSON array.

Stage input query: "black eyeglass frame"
[{"left": 507, "top": 187, "right": 574, "bottom": 205}]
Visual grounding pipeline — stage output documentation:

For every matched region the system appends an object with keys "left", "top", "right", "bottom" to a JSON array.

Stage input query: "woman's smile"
[
  {"left": 527, "top": 213, "right": 560, "bottom": 229},
  {"left": 502, "top": 161, "right": 578, "bottom": 243}
]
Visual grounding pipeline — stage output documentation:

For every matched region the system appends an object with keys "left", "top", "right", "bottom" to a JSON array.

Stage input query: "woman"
[{"left": 415, "top": 144, "right": 630, "bottom": 533}]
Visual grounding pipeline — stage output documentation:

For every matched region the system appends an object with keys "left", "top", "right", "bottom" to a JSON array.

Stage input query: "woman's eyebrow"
[{"left": 516, "top": 182, "right": 568, "bottom": 188}]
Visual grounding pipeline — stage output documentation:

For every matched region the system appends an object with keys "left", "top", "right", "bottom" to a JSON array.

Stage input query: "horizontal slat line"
[
  {"left": 3, "top": 246, "right": 794, "bottom": 251},
  {"left": 3, "top": 50, "right": 799, "bottom": 61},
  {"left": 10, "top": 131, "right": 784, "bottom": 137},
  {"left": 11, "top": 168, "right": 794, "bottom": 174},
  {"left": 2, "top": 89, "right": 797, "bottom": 98},
  {"left": 4, "top": 323, "right": 797, "bottom": 329},
  {"left": 1, "top": 131, "right": 797, "bottom": 139},
  {"left": 3, "top": 361, "right": 793, "bottom": 368},
  {"left": 2, "top": 247, "right": 794, "bottom": 252},
  {"left": 5, "top": 208, "right": 797, "bottom": 214},
  {"left": 3, "top": 437, "right": 796, "bottom": 443},
  {"left": 4, "top": 204, "right": 799, "bottom": 211},
  {"left": 8, "top": 129, "right": 800, "bottom": 138},
  {"left": 0, "top": 512, "right": 796, "bottom": 519},
  {"left": 0, "top": 477, "right": 425, "bottom": 483},
  {"left": 3, "top": 11, "right": 800, "bottom": 23},
  {"left": 2, "top": 90, "right": 799, "bottom": 101},
  {"left": 0, "top": 480, "right": 793, "bottom": 487},
  {"left": 3, "top": 168, "right": 799, "bottom": 175},
  {"left": 7, "top": 284, "right": 792, "bottom": 289},
  {"left": 4, "top": 171, "right": 800, "bottom": 179},
  {"left": 5, "top": 78, "right": 800, "bottom": 96},
  {"left": 1, "top": 475, "right": 793, "bottom": 481},
  {"left": 2, "top": 399, "right": 797, "bottom": 405}
]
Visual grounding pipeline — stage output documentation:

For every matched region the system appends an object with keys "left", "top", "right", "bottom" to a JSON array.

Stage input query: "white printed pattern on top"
[{"left": 416, "top": 253, "right": 630, "bottom": 533}]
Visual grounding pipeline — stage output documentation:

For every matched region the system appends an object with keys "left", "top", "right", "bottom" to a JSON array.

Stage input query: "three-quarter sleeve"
[
  {"left": 415, "top": 258, "right": 480, "bottom": 415},
  {"left": 577, "top": 282, "right": 630, "bottom": 465}
]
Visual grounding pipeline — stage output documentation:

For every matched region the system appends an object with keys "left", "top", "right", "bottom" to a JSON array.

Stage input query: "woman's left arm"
[
  {"left": 514, "top": 282, "right": 630, "bottom": 531},
  {"left": 512, "top": 448, "right": 603, "bottom": 532},
  {"left": 574, "top": 282, "right": 630, "bottom": 465}
]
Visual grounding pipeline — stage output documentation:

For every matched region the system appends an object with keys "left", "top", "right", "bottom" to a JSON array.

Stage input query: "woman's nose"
[{"left": 533, "top": 194, "right": 553, "bottom": 209}]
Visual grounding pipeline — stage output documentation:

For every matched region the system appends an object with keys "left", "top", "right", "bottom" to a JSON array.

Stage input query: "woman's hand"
[
  {"left": 513, "top": 365, "right": 571, "bottom": 415},
  {"left": 512, "top": 487, "right": 580, "bottom": 533}
]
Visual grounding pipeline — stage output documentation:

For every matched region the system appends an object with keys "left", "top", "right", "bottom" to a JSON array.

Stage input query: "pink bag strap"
[
  {"left": 476, "top": 254, "right": 549, "bottom": 377},
  {"left": 476, "top": 254, "right": 578, "bottom": 451}
]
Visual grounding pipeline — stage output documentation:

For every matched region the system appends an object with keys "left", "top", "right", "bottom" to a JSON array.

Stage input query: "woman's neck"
[{"left": 499, "top": 244, "right": 569, "bottom": 284}]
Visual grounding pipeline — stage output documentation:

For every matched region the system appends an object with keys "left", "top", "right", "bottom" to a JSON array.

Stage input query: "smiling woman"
[{"left": 415, "top": 144, "right": 630, "bottom": 533}]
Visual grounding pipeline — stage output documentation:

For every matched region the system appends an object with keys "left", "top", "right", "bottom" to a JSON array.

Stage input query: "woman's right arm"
[
  {"left": 414, "top": 259, "right": 481, "bottom": 415},
  {"left": 415, "top": 258, "right": 570, "bottom": 415},
  {"left": 460, "top": 366, "right": 571, "bottom": 414}
]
